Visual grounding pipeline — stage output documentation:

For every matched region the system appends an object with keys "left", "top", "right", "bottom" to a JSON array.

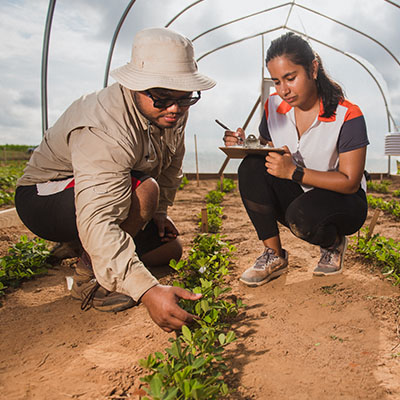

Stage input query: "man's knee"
[
  {"left": 167, "top": 237, "right": 183, "bottom": 261},
  {"left": 134, "top": 177, "right": 159, "bottom": 221}
]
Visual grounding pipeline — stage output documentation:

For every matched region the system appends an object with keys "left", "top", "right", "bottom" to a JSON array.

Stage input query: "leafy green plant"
[
  {"left": 217, "top": 178, "right": 236, "bottom": 193},
  {"left": 140, "top": 325, "right": 233, "bottom": 400},
  {"left": 139, "top": 183, "right": 245, "bottom": 399},
  {"left": 179, "top": 175, "right": 189, "bottom": 190},
  {"left": 0, "top": 144, "right": 32, "bottom": 152},
  {"left": 0, "top": 235, "right": 51, "bottom": 295},
  {"left": 393, "top": 189, "right": 400, "bottom": 198},
  {"left": 0, "top": 160, "right": 27, "bottom": 205},
  {"left": 198, "top": 204, "right": 223, "bottom": 233},
  {"left": 367, "top": 180, "right": 390, "bottom": 193},
  {"left": 0, "top": 191, "right": 14, "bottom": 206},
  {"left": 171, "top": 234, "right": 236, "bottom": 289},
  {"left": 351, "top": 228, "right": 400, "bottom": 285},
  {"left": 141, "top": 233, "right": 242, "bottom": 399},
  {"left": 367, "top": 195, "right": 400, "bottom": 219},
  {"left": 205, "top": 190, "right": 225, "bottom": 205}
]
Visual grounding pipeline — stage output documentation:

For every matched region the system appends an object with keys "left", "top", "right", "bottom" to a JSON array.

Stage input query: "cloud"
[{"left": 1, "top": 0, "right": 399, "bottom": 172}]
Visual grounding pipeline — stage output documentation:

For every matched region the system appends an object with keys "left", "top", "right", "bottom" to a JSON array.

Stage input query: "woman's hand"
[
  {"left": 140, "top": 284, "right": 202, "bottom": 332},
  {"left": 153, "top": 212, "right": 179, "bottom": 242},
  {"left": 223, "top": 127, "right": 245, "bottom": 146},
  {"left": 265, "top": 145, "right": 296, "bottom": 179}
]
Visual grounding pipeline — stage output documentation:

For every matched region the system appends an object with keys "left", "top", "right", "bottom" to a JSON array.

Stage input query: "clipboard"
[{"left": 219, "top": 146, "right": 285, "bottom": 159}]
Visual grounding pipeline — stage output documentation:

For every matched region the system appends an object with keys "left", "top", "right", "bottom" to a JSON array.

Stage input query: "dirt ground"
[{"left": 1, "top": 178, "right": 400, "bottom": 400}]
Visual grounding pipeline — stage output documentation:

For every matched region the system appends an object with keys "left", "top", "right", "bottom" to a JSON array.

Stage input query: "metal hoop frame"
[{"left": 41, "top": 0, "right": 399, "bottom": 137}]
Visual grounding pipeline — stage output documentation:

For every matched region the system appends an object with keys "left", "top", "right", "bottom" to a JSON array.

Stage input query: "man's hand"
[
  {"left": 140, "top": 285, "right": 202, "bottom": 332},
  {"left": 265, "top": 145, "right": 296, "bottom": 179},
  {"left": 153, "top": 213, "right": 179, "bottom": 242},
  {"left": 223, "top": 127, "right": 245, "bottom": 146}
]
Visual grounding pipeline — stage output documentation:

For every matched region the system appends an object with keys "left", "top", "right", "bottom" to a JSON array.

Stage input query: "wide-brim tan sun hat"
[{"left": 110, "top": 27, "right": 216, "bottom": 92}]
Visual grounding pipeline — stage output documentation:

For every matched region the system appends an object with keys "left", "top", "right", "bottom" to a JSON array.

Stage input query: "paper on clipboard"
[{"left": 219, "top": 146, "right": 285, "bottom": 159}]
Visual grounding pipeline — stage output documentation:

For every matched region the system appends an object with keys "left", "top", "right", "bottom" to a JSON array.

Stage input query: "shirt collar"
[{"left": 276, "top": 97, "right": 336, "bottom": 122}]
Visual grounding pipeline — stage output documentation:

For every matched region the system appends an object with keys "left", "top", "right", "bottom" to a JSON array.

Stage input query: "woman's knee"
[
  {"left": 286, "top": 202, "right": 313, "bottom": 241},
  {"left": 238, "top": 156, "right": 265, "bottom": 179}
]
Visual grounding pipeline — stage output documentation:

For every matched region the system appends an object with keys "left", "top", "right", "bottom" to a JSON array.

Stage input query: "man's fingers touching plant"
[{"left": 140, "top": 284, "right": 202, "bottom": 332}]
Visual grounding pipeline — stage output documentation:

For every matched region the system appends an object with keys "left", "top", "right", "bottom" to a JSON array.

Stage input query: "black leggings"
[{"left": 238, "top": 155, "right": 368, "bottom": 248}]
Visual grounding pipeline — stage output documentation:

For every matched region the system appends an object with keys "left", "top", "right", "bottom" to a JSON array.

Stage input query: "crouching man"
[{"left": 15, "top": 27, "right": 216, "bottom": 332}]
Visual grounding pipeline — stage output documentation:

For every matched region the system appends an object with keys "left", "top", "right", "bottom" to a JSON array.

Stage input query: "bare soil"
[{"left": 1, "top": 179, "right": 400, "bottom": 400}]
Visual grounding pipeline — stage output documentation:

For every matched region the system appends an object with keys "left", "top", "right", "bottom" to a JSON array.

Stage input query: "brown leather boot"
[{"left": 70, "top": 251, "right": 136, "bottom": 312}]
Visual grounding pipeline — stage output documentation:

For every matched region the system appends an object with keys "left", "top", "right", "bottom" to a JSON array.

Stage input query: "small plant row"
[
  {"left": 178, "top": 175, "right": 189, "bottom": 190},
  {"left": 197, "top": 178, "right": 237, "bottom": 233},
  {"left": 0, "top": 235, "right": 51, "bottom": 296},
  {"left": 139, "top": 179, "right": 243, "bottom": 399},
  {"left": 0, "top": 160, "right": 27, "bottom": 206},
  {"left": 0, "top": 144, "right": 33, "bottom": 152},
  {"left": 367, "top": 194, "right": 400, "bottom": 219},
  {"left": 351, "top": 228, "right": 400, "bottom": 285},
  {"left": 366, "top": 180, "right": 391, "bottom": 194}
]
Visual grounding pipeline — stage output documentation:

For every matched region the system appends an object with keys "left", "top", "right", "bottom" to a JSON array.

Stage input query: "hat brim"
[{"left": 110, "top": 63, "right": 216, "bottom": 92}]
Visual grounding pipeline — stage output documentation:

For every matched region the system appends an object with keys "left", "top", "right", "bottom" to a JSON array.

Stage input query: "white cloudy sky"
[{"left": 1, "top": 0, "right": 399, "bottom": 173}]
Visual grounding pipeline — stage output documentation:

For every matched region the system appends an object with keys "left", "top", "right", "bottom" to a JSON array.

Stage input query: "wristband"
[{"left": 292, "top": 165, "right": 304, "bottom": 183}]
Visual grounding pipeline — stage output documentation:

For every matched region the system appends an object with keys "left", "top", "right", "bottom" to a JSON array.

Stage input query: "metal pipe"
[
  {"left": 383, "top": 0, "right": 400, "bottom": 8},
  {"left": 197, "top": 26, "right": 395, "bottom": 132},
  {"left": 197, "top": 26, "right": 283, "bottom": 61},
  {"left": 191, "top": 3, "right": 291, "bottom": 42},
  {"left": 296, "top": 3, "right": 400, "bottom": 68},
  {"left": 41, "top": 0, "right": 56, "bottom": 135},
  {"left": 165, "top": 0, "right": 205, "bottom": 28},
  {"left": 283, "top": 1, "right": 295, "bottom": 27},
  {"left": 103, "top": 0, "right": 137, "bottom": 88}
]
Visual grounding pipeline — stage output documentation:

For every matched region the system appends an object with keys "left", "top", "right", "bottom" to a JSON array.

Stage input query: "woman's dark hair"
[{"left": 266, "top": 32, "right": 344, "bottom": 118}]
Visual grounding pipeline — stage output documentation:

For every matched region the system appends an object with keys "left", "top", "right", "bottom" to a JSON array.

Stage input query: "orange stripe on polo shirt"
[
  {"left": 265, "top": 93, "right": 292, "bottom": 116},
  {"left": 341, "top": 99, "right": 363, "bottom": 122}
]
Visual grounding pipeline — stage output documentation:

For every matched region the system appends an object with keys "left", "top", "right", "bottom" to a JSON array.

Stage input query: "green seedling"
[
  {"left": 366, "top": 180, "right": 390, "bottom": 193},
  {"left": 197, "top": 203, "right": 223, "bottom": 233},
  {"left": 0, "top": 235, "right": 51, "bottom": 295},
  {"left": 367, "top": 195, "right": 400, "bottom": 219},
  {"left": 140, "top": 184, "right": 245, "bottom": 399},
  {"left": 178, "top": 175, "right": 189, "bottom": 190},
  {"left": 217, "top": 178, "right": 236, "bottom": 193},
  {"left": 0, "top": 160, "right": 26, "bottom": 206},
  {"left": 351, "top": 229, "right": 400, "bottom": 285},
  {"left": 205, "top": 190, "right": 225, "bottom": 205}
]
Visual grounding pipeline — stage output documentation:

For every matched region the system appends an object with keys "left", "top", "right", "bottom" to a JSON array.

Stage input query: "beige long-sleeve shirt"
[{"left": 17, "top": 83, "right": 187, "bottom": 301}]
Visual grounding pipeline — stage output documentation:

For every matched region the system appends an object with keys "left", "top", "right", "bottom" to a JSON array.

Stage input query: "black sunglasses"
[{"left": 144, "top": 90, "right": 201, "bottom": 109}]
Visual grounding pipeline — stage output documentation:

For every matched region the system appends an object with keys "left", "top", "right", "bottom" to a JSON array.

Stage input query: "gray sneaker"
[
  {"left": 313, "top": 236, "right": 348, "bottom": 276},
  {"left": 239, "top": 248, "right": 289, "bottom": 287}
]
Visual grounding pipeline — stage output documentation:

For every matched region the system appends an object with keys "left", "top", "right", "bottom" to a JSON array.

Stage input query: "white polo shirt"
[{"left": 259, "top": 93, "right": 369, "bottom": 191}]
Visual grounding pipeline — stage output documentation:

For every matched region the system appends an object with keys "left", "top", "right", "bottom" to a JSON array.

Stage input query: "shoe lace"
[
  {"left": 81, "top": 280, "right": 100, "bottom": 311},
  {"left": 320, "top": 246, "right": 339, "bottom": 265},
  {"left": 254, "top": 249, "right": 277, "bottom": 270}
]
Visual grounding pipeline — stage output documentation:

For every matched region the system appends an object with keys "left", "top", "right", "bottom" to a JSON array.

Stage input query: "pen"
[
  {"left": 215, "top": 119, "right": 231, "bottom": 131},
  {"left": 216, "top": 119, "right": 244, "bottom": 143}
]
